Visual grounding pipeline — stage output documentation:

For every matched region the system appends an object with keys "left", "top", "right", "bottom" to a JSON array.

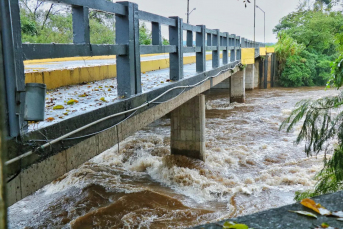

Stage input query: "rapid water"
[{"left": 8, "top": 87, "right": 340, "bottom": 228}]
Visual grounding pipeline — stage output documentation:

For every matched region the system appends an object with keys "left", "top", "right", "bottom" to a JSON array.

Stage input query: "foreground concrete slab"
[{"left": 192, "top": 191, "right": 343, "bottom": 229}]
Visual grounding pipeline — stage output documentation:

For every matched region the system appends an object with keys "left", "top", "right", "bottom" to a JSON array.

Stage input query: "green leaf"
[
  {"left": 223, "top": 222, "right": 249, "bottom": 229},
  {"left": 289, "top": 210, "right": 317, "bottom": 218},
  {"left": 53, "top": 105, "right": 64, "bottom": 110},
  {"left": 100, "top": 97, "right": 108, "bottom": 102},
  {"left": 67, "top": 99, "right": 78, "bottom": 105},
  {"left": 223, "top": 221, "right": 235, "bottom": 227},
  {"left": 321, "top": 222, "right": 330, "bottom": 228},
  {"left": 228, "top": 224, "right": 249, "bottom": 229}
]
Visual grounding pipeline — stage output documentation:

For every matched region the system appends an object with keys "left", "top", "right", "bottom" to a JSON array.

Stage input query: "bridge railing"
[{"left": 2, "top": 0, "right": 264, "bottom": 138}]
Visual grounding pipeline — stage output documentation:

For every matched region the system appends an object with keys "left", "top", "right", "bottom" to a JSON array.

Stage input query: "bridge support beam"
[
  {"left": 245, "top": 64, "right": 254, "bottom": 91},
  {"left": 230, "top": 68, "right": 245, "bottom": 103},
  {"left": 170, "top": 95, "right": 206, "bottom": 161}
]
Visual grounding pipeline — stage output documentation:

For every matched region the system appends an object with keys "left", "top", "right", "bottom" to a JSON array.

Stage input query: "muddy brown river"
[{"left": 8, "top": 87, "right": 340, "bottom": 228}]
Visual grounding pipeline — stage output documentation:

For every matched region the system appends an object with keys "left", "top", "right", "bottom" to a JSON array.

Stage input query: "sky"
[{"left": 129, "top": 0, "right": 302, "bottom": 43}]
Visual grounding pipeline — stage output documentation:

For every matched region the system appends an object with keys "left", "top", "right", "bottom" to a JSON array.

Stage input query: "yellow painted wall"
[
  {"left": 25, "top": 53, "right": 224, "bottom": 89},
  {"left": 241, "top": 48, "right": 255, "bottom": 65}
]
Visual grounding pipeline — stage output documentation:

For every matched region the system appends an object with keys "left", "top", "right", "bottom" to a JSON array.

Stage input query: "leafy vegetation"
[
  {"left": 279, "top": 0, "right": 343, "bottom": 200},
  {"left": 281, "top": 72, "right": 343, "bottom": 200},
  {"left": 19, "top": 0, "right": 168, "bottom": 45},
  {"left": 274, "top": 4, "right": 343, "bottom": 87}
]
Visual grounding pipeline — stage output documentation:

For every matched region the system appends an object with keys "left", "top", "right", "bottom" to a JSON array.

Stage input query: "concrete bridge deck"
[
  {"left": 27, "top": 59, "right": 223, "bottom": 131},
  {"left": 2, "top": 0, "right": 276, "bottom": 209},
  {"left": 7, "top": 59, "right": 245, "bottom": 204},
  {"left": 6, "top": 48, "right": 277, "bottom": 206},
  {"left": 24, "top": 53, "right": 197, "bottom": 72},
  {"left": 24, "top": 52, "right": 218, "bottom": 89}
]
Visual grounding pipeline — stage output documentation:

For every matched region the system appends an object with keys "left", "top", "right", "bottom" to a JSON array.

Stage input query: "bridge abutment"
[
  {"left": 230, "top": 68, "right": 245, "bottom": 103},
  {"left": 170, "top": 94, "right": 206, "bottom": 161}
]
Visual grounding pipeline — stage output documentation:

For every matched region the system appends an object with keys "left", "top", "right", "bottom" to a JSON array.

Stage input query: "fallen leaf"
[
  {"left": 313, "top": 223, "right": 338, "bottom": 229},
  {"left": 53, "top": 105, "right": 64, "bottom": 110},
  {"left": 301, "top": 198, "right": 331, "bottom": 215},
  {"left": 289, "top": 210, "right": 317, "bottom": 218},
  {"left": 223, "top": 222, "right": 235, "bottom": 227},
  {"left": 108, "top": 88, "right": 112, "bottom": 91},
  {"left": 223, "top": 222, "right": 249, "bottom": 229},
  {"left": 321, "top": 222, "right": 330, "bottom": 228},
  {"left": 79, "top": 93, "right": 88, "bottom": 97},
  {"left": 228, "top": 225, "right": 248, "bottom": 229},
  {"left": 67, "top": 99, "right": 79, "bottom": 105},
  {"left": 46, "top": 117, "right": 55, "bottom": 122},
  {"left": 332, "top": 211, "right": 343, "bottom": 218},
  {"left": 100, "top": 97, "right": 108, "bottom": 102}
]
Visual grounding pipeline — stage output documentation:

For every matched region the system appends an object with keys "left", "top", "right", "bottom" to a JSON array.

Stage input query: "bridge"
[{"left": 0, "top": 0, "right": 277, "bottom": 207}]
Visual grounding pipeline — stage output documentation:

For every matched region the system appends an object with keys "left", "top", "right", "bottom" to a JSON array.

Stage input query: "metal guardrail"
[{"left": 1, "top": 0, "right": 264, "bottom": 138}]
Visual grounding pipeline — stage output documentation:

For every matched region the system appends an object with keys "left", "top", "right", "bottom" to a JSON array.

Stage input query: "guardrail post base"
[
  {"left": 223, "top": 32, "right": 229, "bottom": 65},
  {"left": 196, "top": 25, "right": 206, "bottom": 72},
  {"left": 212, "top": 29, "right": 220, "bottom": 68},
  {"left": 116, "top": 1, "right": 141, "bottom": 98},
  {"left": 169, "top": 16, "right": 183, "bottom": 81},
  {"left": 230, "top": 34, "right": 236, "bottom": 63}
]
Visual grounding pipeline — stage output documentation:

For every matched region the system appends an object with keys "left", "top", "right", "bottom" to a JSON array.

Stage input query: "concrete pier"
[
  {"left": 245, "top": 64, "right": 254, "bottom": 90},
  {"left": 254, "top": 59, "right": 259, "bottom": 88},
  {"left": 230, "top": 68, "right": 245, "bottom": 103},
  {"left": 170, "top": 95, "right": 206, "bottom": 161}
]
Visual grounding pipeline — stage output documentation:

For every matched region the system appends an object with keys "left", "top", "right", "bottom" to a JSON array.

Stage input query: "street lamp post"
[
  {"left": 187, "top": 0, "right": 189, "bottom": 24},
  {"left": 186, "top": 0, "right": 196, "bottom": 24},
  {"left": 254, "top": 0, "right": 256, "bottom": 47},
  {"left": 256, "top": 5, "right": 265, "bottom": 47}
]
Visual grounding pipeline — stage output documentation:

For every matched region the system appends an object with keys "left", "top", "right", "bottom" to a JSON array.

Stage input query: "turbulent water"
[{"left": 8, "top": 87, "right": 340, "bottom": 228}]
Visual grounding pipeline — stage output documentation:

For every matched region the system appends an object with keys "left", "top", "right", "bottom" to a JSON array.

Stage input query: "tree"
[
  {"left": 274, "top": 8, "right": 343, "bottom": 87},
  {"left": 279, "top": 7, "right": 343, "bottom": 200},
  {"left": 138, "top": 23, "right": 170, "bottom": 45},
  {"left": 20, "top": 0, "right": 116, "bottom": 44},
  {"left": 238, "top": 0, "right": 251, "bottom": 8},
  {"left": 139, "top": 23, "right": 152, "bottom": 45}
]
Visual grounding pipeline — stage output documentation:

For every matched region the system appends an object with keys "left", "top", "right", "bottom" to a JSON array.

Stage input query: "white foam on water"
[{"left": 9, "top": 87, "right": 342, "bottom": 228}]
